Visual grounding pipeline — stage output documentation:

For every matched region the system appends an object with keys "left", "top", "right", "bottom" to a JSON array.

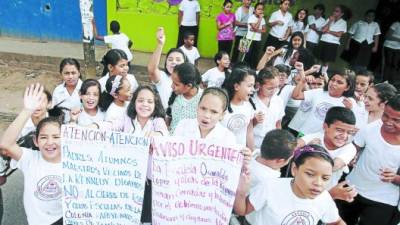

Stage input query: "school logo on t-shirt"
[
  {"left": 226, "top": 114, "right": 247, "bottom": 131},
  {"left": 35, "top": 175, "right": 62, "bottom": 201},
  {"left": 314, "top": 102, "right": 334, "bottom": 121},
  {"left": 281, "top": 210, "right": 315, "bottom": 225},
  {"left": 299, "top": 101, "right": 312, "bottom": 112}
]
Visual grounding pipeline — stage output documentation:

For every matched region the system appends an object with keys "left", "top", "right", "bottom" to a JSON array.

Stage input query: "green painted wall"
[{"left": 107, "top": 0, "right": 378, "bottom": 58}]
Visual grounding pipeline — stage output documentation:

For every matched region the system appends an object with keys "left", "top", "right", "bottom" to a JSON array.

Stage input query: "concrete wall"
[{"left": 0, "top": 0, "right": 107, "bottom": 42}]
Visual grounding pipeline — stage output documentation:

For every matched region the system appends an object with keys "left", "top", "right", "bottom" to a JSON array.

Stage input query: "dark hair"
[
  {"left": 183, "top": 31, "right": 195, "bottom": 40},
  {"left": 293, "top": 144, "right": 334, "bottom": 168},
  {"left": 59, "top": 58, "right": 80, "bottom": 73},
  {"left": 101, "top": 49, "right": 128, "bottom": 76},
  {"left": 296, "top": 48, "right": 315, "bottom": 71},
  {"left": 43, "top": 89, "right": 52, "bottom": 103},
  {"left": 373, "top": 83, "right": 398, "bottom": 104},
  {"left": 294, "top": 8, "right": 309, "bottom": 29},
  {"left": 365, "top": 9, "right": 376, "bottom": 16},
  {"left": 324, "top": 106, "right": 356, "bottom": 126},
  {"left": 35, "top": 117, "right": 62, "bottom": 139},
  {"left": 387, "top": 94, "right": 400, "bottom": 111},
  {"left": 261, "top": 129, "right": 296, "bottom": 160},
  {"left": 336, "top": 5, "right": 352, "bottom": 21},
  {"left": 110, "top": 20, "right": 120, "bottom": 34},
  {"left": 283, "top": 32, "right": 305, "bottom": 62},
  {"left": 313, "top": 3, "right": 325, "bottom": 15},
  {"left": 164, "top": 48, "right": 188, "bottom": 76},
  {"left": 280, "top": 0, "right": 291, "bottom": 5},
  {"left": 200, "top": 87, "right": 230, "bottom": 112},
  {"left": 221, "top": 65, "right": 256, "bottom": 113},
  {"left": 355, "top": 69, "right": 374, "bottom": 84},
  {"left": 41, "top": 89, "right": 65, "bottom": 121},
  {"left": 324, "top": 69, "right": 355, "bottom": 98},
  {"left": 79, "top": 79, "right": 102, "bottom": 107},
  {"left": 254, "top": 2, "right": 264, "bottom": 11},
  {"left": 274, "top": 64, "right": 291, "bottom": 76},
  {"left": 99, "top": 75, "right": 127, "bottom": 112},
  {"left": 223, "top": 0, "right": 233, "bottom": 7},
  {"left": 256, "top": 67, "right": 277, "bottom": 85},
  {"left": 214, "top": 51, "right": 230, "bottom": 81},
  {"left": 127, "top": 85, "right": 166, "bottom": 132},
  {"left": 166, "top": 63, "right": 201, "bottom": 117}
]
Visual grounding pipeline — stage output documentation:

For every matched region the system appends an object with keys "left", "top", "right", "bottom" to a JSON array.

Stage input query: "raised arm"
[
  {"left": 147, "top": 27, "right": 166, "bottom": 84},
  {"left": 92, "top": 18, "right": 104, "bottom": 41},
  {"left": 291, "top": 62, "right": 307, "bottom": 100},
  {"left": 256, "top": 46, "right": 276, "bottom": 71},
  {"left": 0, "top": 83, "right": 44, "bottom": 160}
]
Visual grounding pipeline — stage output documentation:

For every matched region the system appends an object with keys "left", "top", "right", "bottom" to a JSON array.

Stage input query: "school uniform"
[
  {"left": 307, "top": 15, "right": 326, "bottom": 56},
  {"left": 77, "top": 108, "right": 105, "bottom": 126},
  {"left": 152, "top": 71, "right": 172, "bottom": 110},
  {"left": 52, "top": 79, "right": 82, "bottom": 122},
  {"left": 383, "top": 22, "right": 400, "bottom": 83},
  {"left": 176, "top": 0, "right": 200, "bottom": 47},
  {"left": 98, "top": 73, "right": 139, "bottom": 96},
  {"left": 348, "top": 20, "right": 381, "bottom": 68},
  {"left": 179, "top": 45, "right": 200, "bottom": 65},
  {"left": 319, "top": 18, "right": 347, "bottom": 62},
  {"left": 201, "top": 67, "right": 226, "bottom": 88},
  {"left": 338, "top": 120, "right": 400, "bottom": 225},
  {"left": 232, "top": 6, "right": 254, "bottom": 63},
  {"left": 249, "top": 178, "right": 340, "bottom": 225},
  {"left": 104, "top": 33, "right": 133, "bottom": 62},
  {"left": 277, "top": 84, "right": 302, "bottom": 130},
  {"left": 105, "top": 101, "right": 129, "bottom": 122},
  {"left": 244, "top": 14, "right": 266, "bottom": 69},
  {"left": 264, "top": 10, "right": 293, "bottom": 49}
]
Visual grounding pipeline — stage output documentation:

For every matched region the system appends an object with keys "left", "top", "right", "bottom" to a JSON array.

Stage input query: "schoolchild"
[
  {"left": 202, "top": 51, "right": 230, "bottom": 88},
  {"left": 179, "top": 31, "right": 201, "bottom": 66},
  {"left": 177, "top": 0, "right": 201, "bottom": 47},
  {"left": 216, "top": 0, "right": 236, "bottom": 54},
  {"left": 264, "top": 0, "right": 293, "bottom": 49},
  {"left": 364, "top": 82, "right": 397, "bottom": 124},
  {"left": 231, "top": 0, "right": 254, "bottom": 63},
  {"left": 289, "top": 9, "right": 309, "bottom": 41},
  {"left": 306, "top": 4, "right": 326, "bottom": 57}
]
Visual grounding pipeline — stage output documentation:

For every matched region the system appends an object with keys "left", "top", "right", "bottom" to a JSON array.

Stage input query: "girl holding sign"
[
  {"left": 0, "top": 83, "right": 63, "bottom": 225},
  {"left": 234, "top": 144, "right": 346, "bottom": 225}
]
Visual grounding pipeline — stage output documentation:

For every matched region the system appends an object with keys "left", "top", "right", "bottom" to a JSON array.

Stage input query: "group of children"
[{"left": 0, "top": 1, "right": 399, "bottom": 225}]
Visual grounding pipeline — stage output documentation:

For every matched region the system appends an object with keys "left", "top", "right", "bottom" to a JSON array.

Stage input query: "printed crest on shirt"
[
  {"left": 226, "top": 114, "right": 247, "bottom": 131},
  {"left": 314, "top": 102, "right": 334, "bottom": 121},
  {"left": 34, "top": 175, "right": 62, "bottom": 201},
  {"left": 281, "top": 210, "right": 315, "bottom": 225}
]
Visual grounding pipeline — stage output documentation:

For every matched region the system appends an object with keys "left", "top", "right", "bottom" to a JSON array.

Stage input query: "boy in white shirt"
[
  {"left": 177, "top": 0, "right": 200, "bottom": 47},
  {"left": 338, "top": 95, "right": 400, "bottom": 225},
  {"left": 180, "top": 31, "right": 200, "bottom": 66}
]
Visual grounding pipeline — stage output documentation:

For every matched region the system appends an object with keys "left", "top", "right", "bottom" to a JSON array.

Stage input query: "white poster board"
[
  {"left": 61, "top": 125, "right": 150, "bottom": 225},
  {"left": 152, "top": 136, "right": 243, "bottom": 225}
]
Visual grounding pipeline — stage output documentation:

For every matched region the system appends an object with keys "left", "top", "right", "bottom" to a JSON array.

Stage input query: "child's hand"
[
  {"left": 240, "top": 147, "right": 252, "bottom": 166},
  {"left": 156, "top": 27, "right": 166, "bottom": 45},
  {"left": 305, "top": 75, "right": 315, "bottom": 84},
  {"left": 265, "top": 46, "right": 275, "bottom": 55},
  {"left": 254, "top": 111, "right": 265, "bottom": 124},
  {"left": 276, "top": 20, "right": 284, "bottom": 26},
  {"left": 329, "top": 181, "right": 357, "bottom": 202},
  {"left": 69, "top": 107, "right": 82, "bottom": 123},
  {"left": 380, "top": 168, "right": 397, "bottom": 183},
  {"left": 294, "top": 62, "right": 304, "bottom": 71},
  {"left": 342, "top": 98, "right": 353, "bottom": 109},
  {"left": 310, "top": 64, "right": 321, "bottom": 73},
  {"left": 23, "top": 83, "right": 44, "bottom": 112}
]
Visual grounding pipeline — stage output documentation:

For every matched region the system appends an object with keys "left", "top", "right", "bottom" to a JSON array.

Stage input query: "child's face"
[
  {"left": 280, "top": 0, "right": 290, "bottom": 12},
  {"left": 242, "top": 0, "right": 251, "bottom": 7},
  {"left": 328, "top": 75, "right": 349, "bottom": 97},
  {"left": 218, "top": 54, "right": 231, "bottom": 68},
  {"left": 297, "top": 10, "right": 306, "bottom": 20},
  {"left": 184, "top": 35, "right": 195, "bottom": 47},
  {"left": 381, "top": 105, "right": 400, "bottom": 134},
  {"left": 135, "top": 89, "right": 155, "bottom": 120},
  {"left": 308, "top": 77, "right": 324, "bottom": 89},
  {"left": 364, "top": 87, "right": 383, "bottom": 112},
  {"left": 258, "top": 77, "right": 279, "bottom": 98},
  {"left": 32, "top": 93, "right": 50, "bottom": 118},
  {"left": 314, "top": 8, "right": 323, "bottom": 17},
  {"left": 291, "top": 36, "right": 303, "bottom": 49},
  {"left": 115, "top": 79, "right": 131, "bottom": 102},
  {"left": 355, "top": 76, "right": 370, "bottom": 96},
  {"left": 323, "top": 120, "right": 357, "bottom": 148},
  {"left": 171, "top": 72, "right": 192, "bottom": 95},
  {"left": 234, "top": 75, "right": 255, "bottom": 101},
  {"left": 35, "top": 123, "right": 61, "bottom": 163},
  {"left": 333, "top": 7, "right": 343, "bottom": 19},
  {"left": 81, "top": 85, "right": 100, "bottom": 111},
  {"left": 365, "top": 12, "right": 375, "bottom": 23},
  {"left": 255, "top": 5, "right": 264, "bottom": 16},
  {"left": 197, "top": 94, "right": 225, "bottom": 134},
  {"left": 61, "top": 64, "right": 80, "bottom": 88},
  {"left": 109, "top": 59, "right": 129, "bottom": 76},
  {"left": 278, "top": 72, "right": 288, "bottom": 87},
  {"left": 224, "top": 3, "right": 233, "bottom": 13},
  {"left": 166, "top": 52, "right": 185, "bottom": 74},
  {"left": 291, "top": 157, "right": 333, "bottom": 199}
]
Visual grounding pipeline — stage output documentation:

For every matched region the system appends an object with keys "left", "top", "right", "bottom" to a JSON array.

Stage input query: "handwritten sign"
[
  {"left": 152, "top": 136, "right": 243, "bottom": 225},
  {"left": 61, "top": 125, "right": 150, "bottom": 225}
]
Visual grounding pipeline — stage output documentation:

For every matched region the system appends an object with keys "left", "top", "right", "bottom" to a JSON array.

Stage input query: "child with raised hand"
[
  {"left": 99, "top": 75, "right": 131, "bottom": 122},
  {"left": 147, "top": 27, "right": 187, "bottom": 109},
  {"left": 0, "top": 83, "right": 63, "bottom": 225},
  {"left": 289, "top": 62, "right": 357, "bottom": 135},
  {"left": 167, "top": 62, "right": 202, "bottom": 134},
  {"left": 201, "top": 51, "right": 230, "bottom": 88},
  {"left": 52, "top": 58, "right": 83, "bottom": 122},
  {"left": 69, "top": 79, "right": 105, "bottom": 126},
  {"left": 221, "top": 65, "right": 256, "bottom": 149},
  {"left": 216, "top": 0, "right": 235, "bottom": 54},
  {"left": 179, "top": 31, "right": 200, "bottom": 66},
  {"left": 252, "top": 68, "right": 285, "bottom": 149},
  {"left": 98, "top": 48, "right": 138, "bottom": 96},
  {"left": 234, "top": 144, "right": 346, "bottom": 225}
]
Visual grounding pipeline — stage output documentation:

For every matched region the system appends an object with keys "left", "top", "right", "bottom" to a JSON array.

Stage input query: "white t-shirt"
[
  {"left": 347, "top": 120, "right": 400, "bottom": 206},
  {"left": 290, "top": 21, "right": 309, "bottom": 34},
  {"left": 201, "top": 67, "right": 225, "bottom": 88},
  {"left": 249, "top": 178, "right": 340, "bottom": 225},
  {"left": 179, "top": 0, "right": 200, "bottom": 26},
  {"left": 278, "top": 84, "right": 301, "bottom": 108},
  {"left": 105, "top": 102, "right": 129, "bottom": 122},
  {"left": 320, "top": 18, "right": 347, "bottom": 44},
  {"left": 234, "top": 6, "right": 254, "bottom": 37},
  {"left": 252, "top": 94, "right": 285, "bottom": 149},
  {"left": 52, "top": 80, "right": 83, "bottom": 123},
  {"left": 180, "top": 45, "right": 200, "bottom": 64},
  {"left": 153, "top": 71, "right": 172, "bottom": 109},
  {"left": 103, "top": 33, "right": 133, "bottom": 61},
  {"left": 98, "top": 73, "right": 139, "bottom": 96},
  {"left": 349, "top": 20, "right": 381, "bottom": 44},
  {"left": 268, "top": 10, "right": 293, "bottom": 39},
  {"left": 77, "top": 108, "right": 105, "bottom": 126},
  {"left": 307, "top": 15, "right": 326, "bottom": 44},
  {"left": 301, "top": 132, "right": 357, "bottom": 189},
  {"left": 246, "top": 14, "right": 266, "bottom": 41},
  {"left": 288, "top": 89, "right": 356, "bottom": 135},
  {"left": 221, "top": 101, "right": 255, "bottom": 147},
  {"left": 174, "top": 118, "right": 236, "bottom": 143},
  {"left": 273, "top": 49, "right": 297, "bottom": 66},
  {"left": 384, "top": 22, "right": 400, "bottom": 50},
  {"left": 11, "top": 148, "right": 62, "bottom": 225}
]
